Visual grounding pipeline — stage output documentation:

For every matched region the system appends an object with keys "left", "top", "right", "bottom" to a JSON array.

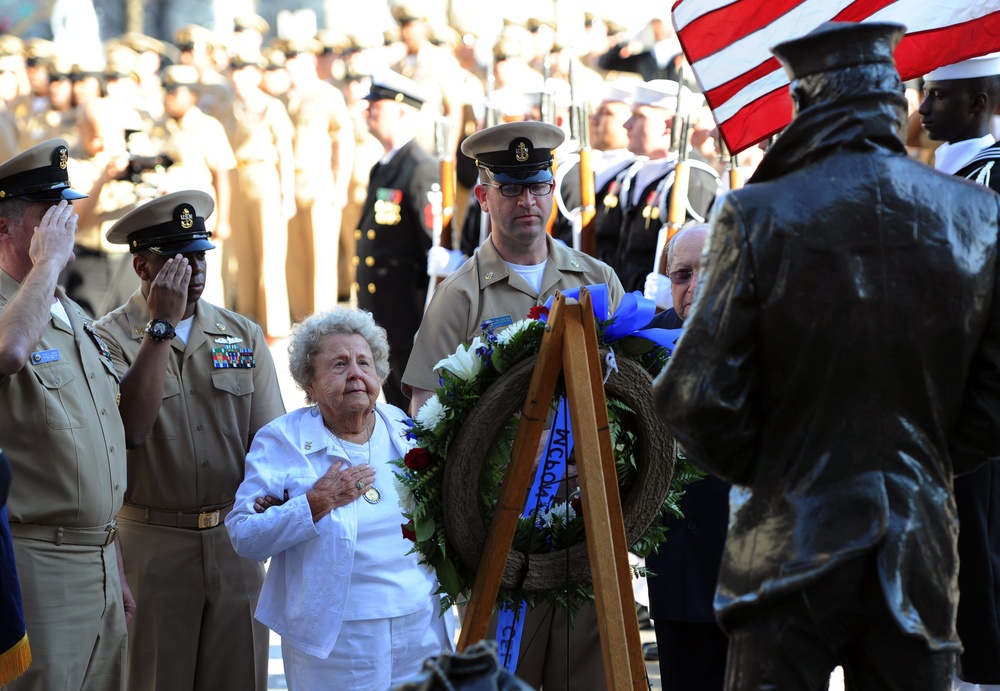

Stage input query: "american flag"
[{"left": 674, "top": 0, "right": 1000, "bottom": 153}]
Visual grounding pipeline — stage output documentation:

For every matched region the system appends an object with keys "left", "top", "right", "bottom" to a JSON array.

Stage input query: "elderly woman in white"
[{"left": 226, "top": 307, "right": 454, "bottom": 690}]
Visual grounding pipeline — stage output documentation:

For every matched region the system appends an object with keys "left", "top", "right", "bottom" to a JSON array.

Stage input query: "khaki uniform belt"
[
  {"left": 118, "top": 502, "right": 233, "bottom": 530},
  {"left": 10, "top": 521, "right": 118, "bottom": 546}
]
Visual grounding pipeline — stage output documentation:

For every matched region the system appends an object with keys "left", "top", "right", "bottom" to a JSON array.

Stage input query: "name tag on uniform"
[
  {"left": 482, "top": 315, "right": 513, "bottom": 331},
  {"left": 30, "top": 348, "right": 60, "bottom": 364}
]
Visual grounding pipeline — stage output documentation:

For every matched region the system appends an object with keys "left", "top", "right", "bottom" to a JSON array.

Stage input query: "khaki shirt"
[
  {"left": 402, "top": 236, "right": 625, "bottom": 394},
  {"left": 95, "top": 293, "right": 285, "bottom": 511},
  {"left": 217, "top": 91, "right": 293, "bottom": 166},
  {"left": 148, "top": 106, "right": 236, "bottom": 198},
  {"left": 68, "top": 156, "right": 141, "bottom": 253},
  {"left": 285, "top": 80, "right": 352, "bottom": 200},
  {"left": 0, "top": 269, "right": 125, "bottom": 526}
]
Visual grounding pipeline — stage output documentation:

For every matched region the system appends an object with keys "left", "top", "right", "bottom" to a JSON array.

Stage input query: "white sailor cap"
[
  {"left": 599, "top": 78, "right": 641, "bottom": 105},
  {"left": 925, "top": 52, "right": 1000, "bottom": 82},
  {"left": 364, "top": 69, "right": 427, "bottom": 109},
  {"left": 631, "top": 80, "right": 703, "bottom": 112}
]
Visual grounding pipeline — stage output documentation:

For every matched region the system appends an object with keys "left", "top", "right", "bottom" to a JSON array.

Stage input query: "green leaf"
[
  {"left": 414, "top": 513, "right": 436, "bottom": 542},
  {"left": 436, "top": 556, "right": 462, "bottom": 598}
]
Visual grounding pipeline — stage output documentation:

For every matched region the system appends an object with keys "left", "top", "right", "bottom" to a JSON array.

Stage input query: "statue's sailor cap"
[
  {"left": 106, "top": 190, "right": 216, "bottom": 255},
  {"left": 770, "top": 21, "right": 905, "bottom": 81},
  {"left": 0, "top": 139, "right": 87, "bottom": 202},
  {"left": 461, "top": 121, "right": 565, "bottom": 185}
]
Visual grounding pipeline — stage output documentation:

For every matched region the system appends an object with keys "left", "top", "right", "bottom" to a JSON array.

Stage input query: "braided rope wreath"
[
  {"left": 442, "top": 353, "right": 675, "bottom": 593},
  {"left": 392, "top": 298, "right": 705, "bottom": 614}
]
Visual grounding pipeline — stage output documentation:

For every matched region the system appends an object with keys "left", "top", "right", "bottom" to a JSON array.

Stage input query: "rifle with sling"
[
  {"left": 655, "top": 67, "right": 692, "bottom": 276},
  {"left": 426, "top": 118, "right": 455, "bottom": 307}
]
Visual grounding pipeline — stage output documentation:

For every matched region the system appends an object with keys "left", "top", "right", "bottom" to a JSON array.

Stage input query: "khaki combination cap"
[
  {"left": 461, "top": 121, "right": 565, "bottom": 185},
  {"left": 174, "top": 24, "right": 217, "bottom": 52},
  {"left": 106, "top": 190, "right": 215, "bottom": 255},
  {"left": 0, "top": 139, "right": 87, "bottom": 202},
  {"left": 161, "top": 64, "right": 199, "bottom": 90},
  {"left": 234, "top": 13, "right": 269, "bottom": 34}
]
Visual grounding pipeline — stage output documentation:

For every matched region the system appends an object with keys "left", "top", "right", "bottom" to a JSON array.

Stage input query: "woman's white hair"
[{"left": 288, "top": 307, "right": 391, "bottom": 403}]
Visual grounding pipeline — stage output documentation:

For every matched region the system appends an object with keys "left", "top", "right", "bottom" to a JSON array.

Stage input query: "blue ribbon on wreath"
[
  {"left": 495, "top": 395, "right": 575, "bottom": 671},
  {"left": 541, "top": 284, "right": 683, "bottom": 353}
]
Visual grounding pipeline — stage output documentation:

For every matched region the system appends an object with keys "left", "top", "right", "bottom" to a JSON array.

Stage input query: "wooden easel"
[{"left": 456, "top": 288, "right": 648, "bottom": 690}]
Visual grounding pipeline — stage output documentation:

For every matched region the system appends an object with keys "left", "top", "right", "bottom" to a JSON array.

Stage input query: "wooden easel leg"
[{"left": 457, "top": 295, "right": 569, "bottom": 651}]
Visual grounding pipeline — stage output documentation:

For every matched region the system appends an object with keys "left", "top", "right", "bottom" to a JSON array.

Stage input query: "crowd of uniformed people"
[{"left": 1, "top": 2, "right": 990, "bottom": 691}]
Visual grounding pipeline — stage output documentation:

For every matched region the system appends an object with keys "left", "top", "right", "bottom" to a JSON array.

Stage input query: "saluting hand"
[
  {"left": 29, "top": 200, "right": 78, "bottom": 270},
  {"left": 146, "top": 254, "right": 191, "bottom": 326}
]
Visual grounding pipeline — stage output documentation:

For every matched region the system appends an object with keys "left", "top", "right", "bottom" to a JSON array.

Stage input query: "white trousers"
[{"left": 281, "top": 598, "right": 453, "bottom": 691}]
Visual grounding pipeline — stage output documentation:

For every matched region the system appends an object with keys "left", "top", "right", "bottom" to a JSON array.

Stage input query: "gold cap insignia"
[
  {"left": 58, "top": 146, "right": 68, "bottom": 170},
  {"left": 179, "top": 206, "right": 194, "bottom": 229},
  {"left": 514, "top": 141, "right": 529, "bottom": 163}
]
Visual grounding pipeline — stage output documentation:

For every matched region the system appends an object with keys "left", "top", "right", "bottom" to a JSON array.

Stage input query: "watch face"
[{"left": 151, "top": 322, "right": 167, "bottom": 337}]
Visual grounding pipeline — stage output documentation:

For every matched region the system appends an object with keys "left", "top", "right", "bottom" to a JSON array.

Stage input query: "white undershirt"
[
  {"left": 506, "top": 259, "right": 548, "bottom": 294},
  {"left": 340, "top": 415, "right": 435, "bottom": 620},
  {"left": 174, "top": 316, "right": 194, "bottom": 346},
  {"left": 50, "top": 300, "right": 71, "bottom": 328},
  {"left": 933, "top": 134, "right": 996, "bottom": 174}
]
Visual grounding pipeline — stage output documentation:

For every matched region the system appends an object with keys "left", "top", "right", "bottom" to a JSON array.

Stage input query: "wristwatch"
[{"left": 144, "top": 318, "right": 176, "bottom": 342}]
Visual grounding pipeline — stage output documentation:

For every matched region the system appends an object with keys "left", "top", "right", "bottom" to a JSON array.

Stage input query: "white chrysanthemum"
[
  {"left": 538, "top": 500, "right": 576, "bottom": 526},
  {"left": 495, "top": 319, "right": 533, "bottom": 346},
  {"left": 393, "top": 474, "right": 416, "bottom": 514},
  {"left": 433, "top": 337, "right": 484, "bottom": 381},
  {"left": 415, "top": 394, "right": 447, "bottom": 430}
]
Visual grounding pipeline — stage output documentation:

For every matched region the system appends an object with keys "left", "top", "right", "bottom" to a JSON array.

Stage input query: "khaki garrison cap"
[
  {"left": 461, "top": 121, "right": 565, "bottom": 185},
  {"left": 0, "top": 139, "right": 87, "bottom": 202},
  {"left": 106, "top": 190, "right": 215, "bottom": 255}
]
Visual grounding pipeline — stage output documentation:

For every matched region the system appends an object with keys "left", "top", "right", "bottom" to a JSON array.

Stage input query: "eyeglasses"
[
  {"left": 667, "top": 268, "right": 699, "bottom": 286},
  {"left": 483, "top": 181, "right": 555, "bottom": 198}
]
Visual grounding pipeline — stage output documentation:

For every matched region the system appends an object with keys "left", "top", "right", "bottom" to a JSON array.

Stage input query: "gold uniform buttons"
[
  {"left": 367, "top": 229, "right": 376, "bottom": 240},
  {"left": 367, "top": 283, "right": 376, "bottom": 294},
  {"left": 354, "top": 229, "right": 362, "bottom": 240},
  {"left": 365, "top": 257, "right": 375, "bottom": 267},
  {"left": 352, "top": 256, "right": 360, "bottom": 266}
]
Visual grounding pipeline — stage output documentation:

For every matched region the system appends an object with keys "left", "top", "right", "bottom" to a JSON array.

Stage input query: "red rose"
[
  {"left": 401, "top": 521, "right": 417, "bottom": 541},
  {"left": 404, "top": 447, "right": 432, "bottom": 471},
  {"left": 527, "top": 305, "right": 549, "bottom": 320},
  {"left": 570, "top": 496, "right": 582, "bottom": 515}
]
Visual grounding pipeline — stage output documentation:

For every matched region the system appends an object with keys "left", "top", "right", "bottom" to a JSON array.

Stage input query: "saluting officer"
[
  {"left": 0, "top": 139, "right": 129, "bottom": 690},
  {"left": 355, "top": 71, "right": 438, "bottom": 410},
  {"left": 95, "top": 190, "right": 286, "bottom": 690}
]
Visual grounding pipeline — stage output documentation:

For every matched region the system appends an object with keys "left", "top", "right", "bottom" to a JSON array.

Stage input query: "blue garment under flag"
[{"left": 0, "top": 450, "right": 30, "bottom": 683}]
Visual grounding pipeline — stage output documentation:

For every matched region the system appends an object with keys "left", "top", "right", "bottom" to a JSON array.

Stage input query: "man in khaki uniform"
[
  {"left": 147, "top": 64, "right": 236, "bottom": 309},
  {"left": 402, "top": 122, "right": 622, "bottom": 690},
  {"left": 62, "top": 99, "right": 144, "bottom": 317},
  {"left": 218, "top": 52, "right": 295, "bottom": 339},
  {"left": 174, "top": 24, "right": 234, "bottom": 123},
  {"left": 278, "top": 37, "right": 354, "bottom": 321},
  {"left": 0, "top": 139, "right": 129, "bottom": 690},
  {"left": 17, "top": 54, "right": 77, "bottom": 153},
  {"left": 95, "top": 190, "right": 286, "bottom": 691}
]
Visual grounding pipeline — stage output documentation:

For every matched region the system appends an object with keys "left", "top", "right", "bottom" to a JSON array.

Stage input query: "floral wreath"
[{"left": 392, "top": 285, "right": 705, "bottom": 615}]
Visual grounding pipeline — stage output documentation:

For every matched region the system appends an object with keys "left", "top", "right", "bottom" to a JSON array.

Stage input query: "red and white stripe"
[{"left": 673, "top": 0, "right": 1000, "bottom": 153}]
